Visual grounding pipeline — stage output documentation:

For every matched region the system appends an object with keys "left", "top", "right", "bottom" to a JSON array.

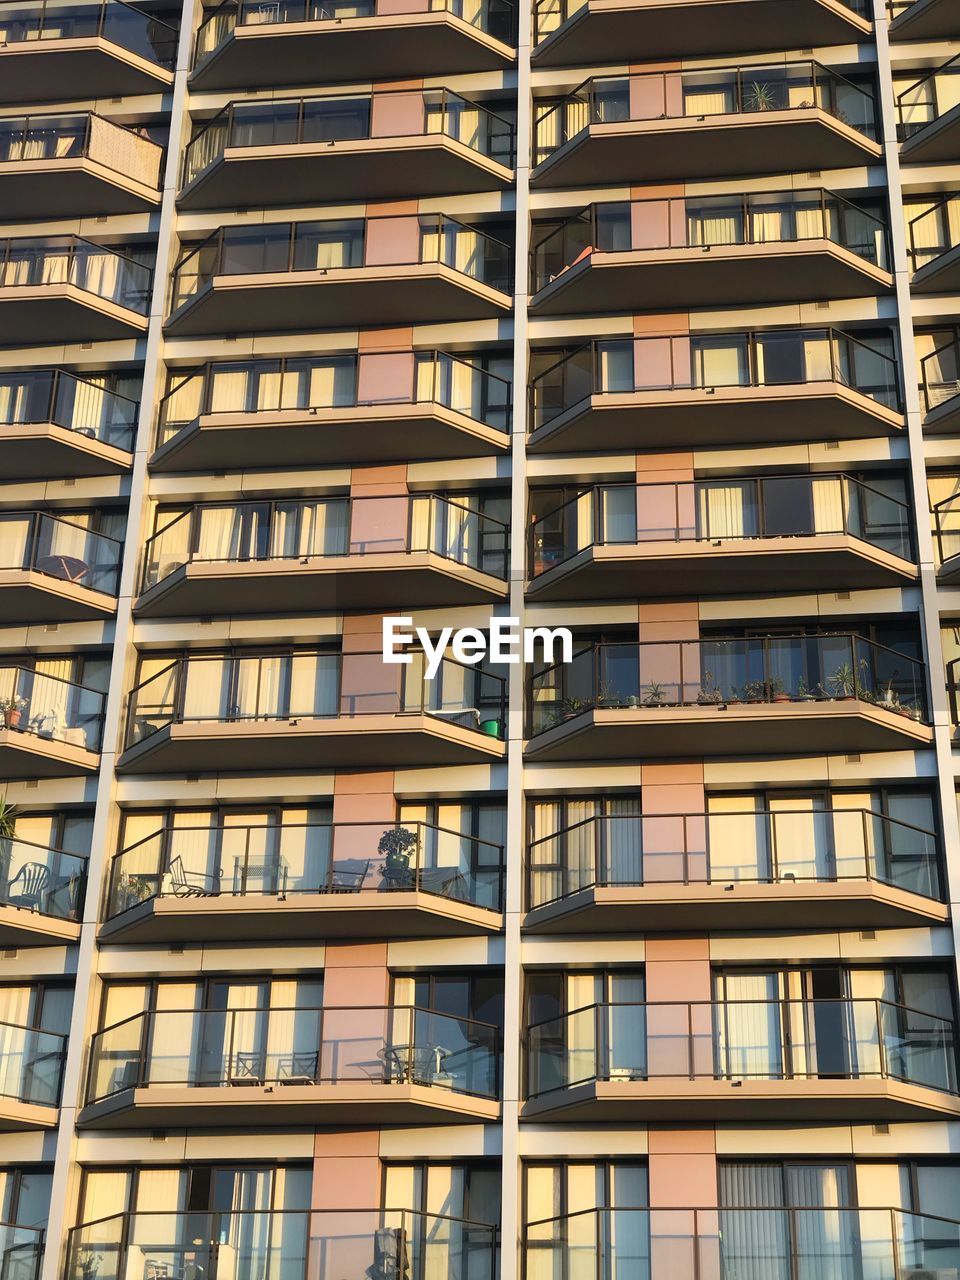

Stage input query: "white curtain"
[{"left": 715, "top": 972, "right": 783, "bottom": 1079}]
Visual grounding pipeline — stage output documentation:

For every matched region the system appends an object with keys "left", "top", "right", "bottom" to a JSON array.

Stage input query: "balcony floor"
[
  {"left": 0, "top": 571, "right": 117, "bottom": 623},
  {"left": 0, "top": 423, "right": 131, "bottom": 479},
  {"left": 524, "top": 701, "right": 933, "bottom": 762},
  {"left": 178, "top": 139, "right": 513, "bottom": 210},
  {"left": 900, "top": 104, "right": 960, "bottom": 165},
  {"left": 164, "top": 267, "right": 511, "bottom": 336},
  {"left": 532, "top": 0, "right": 870, "bottom": 66},
  {"left": 117, "top": 716, "right": 506, "bottom": 774},
  {"left": 527, "top": 384, "right": 905, "bottom": 454},
  {"left": 531, "top": 110, "right": 882, "bottom": 188},
  {"left": 100, "top": 892, "right": 503, "bottom": 944},
  {"left": 522, "top": 1077, "right": 960, "bottom": 1123},
  {"left": 526, "top": 538, "right": 917, "bottom": 602},
  {"left": 0, "top": 40, "right": 173, "bottom": 104},
  {"left": 529, "top": 242, "right": 892, "bottom": 316},
  {"left": 923, "top": 394, "right": 960, "bottom": 434},
  {"left": 0, "top": 1100, "right": 59, "bottom": 1132},
  {"left": 149, "top": 404, "right": 509, "bottom": 472},
  {"left": 189, "top": 15, "right": 515, "bottom": 90},
  {"left": 523, "top": 881, "right": 949, "bottom": 934},
  {"left": 0, "top": 903, "right": 81, "bottom": 947},
  {"left": 912, "top": 244, "right": 960, "bottom": 295},
  {"left": 0, "top": 161, "right": 160, "bottom": 219},
  {"left": 0, "top": 290, "right": 148, "bottom": 344},
  {"left": 889, "top": 0, "right": 954, "bottom": 39},
  {"left": 79, "top": 1082, "right": 500, "bottom": 1129},
  {"left": 134, "top": 555, "right": 508, "bottom": 618},
  {"left": 0, "top": 727, "right": 99, "bottom": 779}
]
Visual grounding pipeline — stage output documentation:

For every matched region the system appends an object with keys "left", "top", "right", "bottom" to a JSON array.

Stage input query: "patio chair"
[
  {"left": 6, "top": 861, "right": 50, "bottom": 910},
  {"left": 167, "top": 856, "right": 220, "bottom": 897},
  {"left": 277, "top": 1051, "right": 319, "bottom": 1084},
  {"left": 326, "top": 859, "right": 370, "bottom": 892},
  {"left": 228, "top": 1052, "right": 264, "bottom": 1085}
]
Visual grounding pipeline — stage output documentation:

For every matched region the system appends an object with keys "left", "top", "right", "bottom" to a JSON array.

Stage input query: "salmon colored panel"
[
  {"left": 630, "top": 199, "right": 673, "bottom": 251},
  {"left": 358, "top": 327, "right": 413, "bottom": 351},
  {"left": 646, "top": 960, "right": 711, "bottom": 1002},
  {"left": 339, "top": 651, "right": 402, "bottom": 715},
  {"left": 643, "top": 762, "right": 704, "bottom": 787},
  {"left": 342, "top": 614, "right": 390, "bottom": 652},
  {"left": 335, "top": 769, "right": 396, "bottom": 796},
  {"left": 376, "top": 0, "right": 429, "bottom": 13},
  {"left": 635, "top": 484, "right": 682, "bottom": 541},
  {"left": 365, "top": 216, "right": 420, "bottom": 266},
  {"left": 349, "top": 495, "right": 409, "bottom": 554},
  {"left": 636, "top": 451, "right": 694, "bottom": 476},
  {"left": 333, "top": 791, "right": 396, "bottom": 823},
  {"left": 633, "top": 312, "right": 689, "bottom": 336},
  {"left": 371, "top": 91, "right": 425, "bottom": 138},
  {"left": 648, "top": 1127, "right": 715, "bottom": 1154},
  {"left": 323, "top": 942, "right": 390, "bottom": 1007},
  {"left": 312, "top": 1131, "right": 380, "bottom": 1210},
  {"left": 642, "top": 784, "right": 706, "bottom": 816},
  {"left": 357, "top": 351, "right": 415, "bottom": 405},
  {"left": 649, "top": 1155, "right": 718, "bottom": 1208},
  {"left": 630, "top": 75, "right": 668, "bottom": 121},
  {"left": 647, "top": 936, "right": 709, "bottom": 962},
  {"left": 633, "top": 334, "right": 691, "bottom": 390}
]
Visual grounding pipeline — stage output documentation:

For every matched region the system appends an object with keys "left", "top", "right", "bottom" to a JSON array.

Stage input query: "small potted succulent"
[
  {"left": 768, "top": 677, "right": 791, "bottom": 704},
  {"left": 643, "top": 681, "right": 667, "bottom": 707},
  {"left": 0, "top": 696, "right": 26, "bottom": 730},
  {"left": 828, "top": 664, "right": 858, "bottom": 700}
]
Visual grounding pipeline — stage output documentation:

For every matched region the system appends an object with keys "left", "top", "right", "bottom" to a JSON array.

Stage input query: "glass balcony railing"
[
  {"left": 182, "top": 88, "right": 514, "bottom": 187},
  {"left": 156, "top": 350, "right": 511, "bottom": 449},
  {"left": 898, "top": 54, "right": 960, "bottom": 140},
  {"left": 169, "top": 215, "right": 512, "bottom": 313},
  {"left": 528, "top": 809, "right": 942, "bottom": 909},
  {"left": 68, "top": 1208, "right": 496, "bottom": 1280},
  {"left": 535, "top": 62, "right": 877, "bottom": 165},
  {"left": 0, "top": 369, "right": 137, "bottom": 451},
  {"left": 0, "top": 1019, "right": 66, "bottom": 1107},
  {"left": 0, "top": 665, "right": 104, "bottom": 751},
  {"left": 0, "top": 236, "right": 151, "bottom": 313},
  {"left": 0, "top": 834, "right": 86, "bottom": 922},
  {"left": 0, "top": 112, "right": 162, "bottom": 188},
  {"left": 0, "top": 0, "right": 177, "bottom": 65},
  {"left": 908, "top": 192, "right": 960, "bottom": 272},
  {"left": 920, "top": 336, "right": 960, "bottom": 416},
  {"left": 531, "top": 190, "right": 888, "bottom": 292},
  {"left": 525, "top": 1205, "right": 960, "bottom": 1280},
  {"left": 933, "top": 493, "right": 960, "bottom": 568},
  {"left": 526, "top": 998, "right": 958, "bottom": 1098},
  {"left": 940, "top": 659, "right": 960, "bottom": 724},
  {"left": 0, "top": 511, "right": 121, "bottom": 596},
  {"left": 141, "top": 494, "right": 508, "bottom": 590},
  {"left": 87, "top": 1005, "right": 501, "bottom": 1101},
  {"left": 530, "top": 328, "right": 902, "bottom": 431},
  {"left": 126, "top": 650, "right": 507, "bottom": 747},
  {"left": 534, "top": 0, "right": 868, "bottom": 42},
  {"left": 530, "top": 476, "right": 913, "bottom": 575},
  {"left": 0, "top": 1223, "right": 42, "bottom": 1280},
  {"left": 527, "top": 635, "right": 928, "bottom": 736},
  {"left": 107, "top": 819, "right": 505, "bottom": 917},
  {"left": 193, "top": 0, "right": 515, "bottom": 66}
]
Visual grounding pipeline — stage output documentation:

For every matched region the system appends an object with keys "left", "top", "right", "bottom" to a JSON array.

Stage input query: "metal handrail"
[
  {"left": 897, "top": 52, "right": 960, "bottom": 137},
  {"left": 0, "top": 111, "right": 162, "bottom": 178},
  {"left": 0, "top": 368, "right": 137, "bottom": 447},
  {"left": 0, "top": 509, "right": 122, "bottom": 595},
  {"left": 0, "top": 833, "right": 87, "bottom": 921},
  {"left": 920, "top": 335, "right": 960, "bottom": 416},
  {"left": 0, "top": 0, "right": 177, "bottom": 63},
  {"left": 908, "top": 191, "right": 960, "bottom": 268},
  {"left": 0, "top": 234, "right": 152, "bottom": 313},
  {"left": 0, "top": 664, "right": 106, "bottom": 750}
]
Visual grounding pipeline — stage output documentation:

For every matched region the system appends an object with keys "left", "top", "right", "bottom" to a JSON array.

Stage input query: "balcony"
[
  {"left": 0, "top": 237, "right": 151, "bottom": 344},
  {"left": 179, "top": 90, "right": 514, "bottom": 210},
  {"left": 0, "top": 511, "right": 120, "bottom": 622},
  {"left": 0, "top": 834, "right": 86, "bottom": 945},
  {"left": 920, "top": 337, "right": 960, "bottom": 433},
  {"left": 67, "top": 1208, "right": 496, "bottom": 1280},
  {"left": 0, "top": 1019, "right": 64, "bottom": 1131},
  {"left": 135, "top": 494, "right": 508, "bottom": 618},
  {"left": 525, "top": 809, "right": 946, "bottom": 933},
  {"left": 0, "top": 1225, "right": 41, "bottom": 1280},
  {"left": 532, "top": 0, "right": 870, "bottom": 67},
  {"left": 0, "top": 370, "right": 134, "bottom": 479},
  {"left": 527, "top": 476, "right": 915, "bottom": 602},
  {"left": 190, "top": 0, "right": 514, "bottom": 90},
  {"left": 0, "top": 665, "right": 103, "bottom": 777},
  {"left": 0, "top": 0, "right": 176, "bottom": 103},
  {"left": 0, "top": 113, "right": 161, "bottom": 218},
  {"left": 933, "top": 494, "right": 960, "bottom": 584},
  {"left": 908, "top": 193, "right": 960, "bottom": 295},
  {"left": 80, "top": 1005, "right": 501, "bottom": 1127},
  {"left": 528, "top": 329, "right": 904, "bottom": 454},
  {"left": 165, "top": 215, "right": 512, "bottom": 336},
  {"left": 889, "top": 0, "right": 954, "bottom": 39},
  {"left": 532, "top": 63, "right": 880, "bottom": 189},
  {"left": 117, "top": 650, "right": 506, "bottom": 774},
  {"left": 151, "top": 351, "right": 511, "bottom": 471},
  {"left": 530, "top": 191, "right": 891, "bottom": 317},
  {"left": 524, "top": 998, "right": 960, "bottom": 1121},
  {"left": 898, "top": 55, "right": 960, "bottom": 163},
  {"left": 525, "top": 1206, "right": 960, "bottom": 1280},
  {"left": 101, "top": 819, "right": 504, "bottom": 943},
  {"left": 525, "top": 635, "right": 931, "bottom": 762}
]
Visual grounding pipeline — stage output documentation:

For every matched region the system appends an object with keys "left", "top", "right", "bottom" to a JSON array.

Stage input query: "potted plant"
[
  {"left": 559, "top": 697, "right": 591, "bottom": 722},
  {"left": 378, "top": 825, "right": 420, "bottom": 887},
  {"left": 697, "top": 670, "right": 723, "bottom": 705},
  {"left": 0, "top": 696, "right": 26, "bottom": 730},
  {"left": 795, "top": 678, "right": 815, "bottom": 703},
  {"left": 877, "top": 673, "right": 901, "bottom": 712},
  {"left": 643, "top": 681, "right": 667, "bottom": 707},
  {"left": 768, "top": 676, "right": 791, "bottom": 704},
  {"left": 740, "top": 680, "right": 764, "bottom": 703},
  {"left": 0, "top": 795, "right": 17, "bottom": 840},
  {"left": 828, "top": 664, "right": 857, "bottom": 700},
  {"left": 116, "top": 872, "right": 152, "bottom": 911},
  {"left": 745, "top": 80, "right": 780, "bottom": 112}
]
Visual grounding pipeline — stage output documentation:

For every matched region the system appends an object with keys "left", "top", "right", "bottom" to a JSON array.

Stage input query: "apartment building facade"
[{"left": 0, "top": 0, "right": 957, "bottom": 1275}]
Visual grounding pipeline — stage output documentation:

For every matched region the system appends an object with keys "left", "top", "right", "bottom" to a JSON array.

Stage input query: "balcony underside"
[
  {"left": 0, "top": 290, "right": 148, "bottom": 344},
  {"left": 134, "top": 556, "right": 508, "bottom": 618},
  {"left": 100, "top": 893, "right": 502, "bottom": 944},
  {"left": 189, "top": 15, "right": 515, "bottom": 90},
  {"left": 0, "top": 728, "right": 99, "bottom": 778},
  {"left": 524, "top": 702, "right": 933, "bottom": 762},
  {"left": 164, "top": 268, "right": 511, "bottom": 336},
  {"left": 0, "top": 423, "right": 131, "bottom": 479},
  {"left": 117, "top": 717, "right": 506, "bottom": 774},
  {"left": 523, "top": 881, "right": 949, "bottom": 934},
  {"left": 529, "top": 244, "right": 892, "bottom": 316},
  {"left": 900, "top": 105, "right": 960, "bottom": 164},
  {"left": 532, "top": 0, "right": 870, "bottom": 67},
  {"left": 522, "top": 1077, "right": 960, "bottom": 1123},
  {"left": 149, "top": 405, "right": 509, "bottom": 472},
  {"left": 0, "top": 161, "right": 160, "bottom": 219},
  {"left": 937, "top": 555, "right": 960, "bottom": 586},
  {"left": 178, "top": 141, "right": 513, "bottom": 210},
  {"left": 889, "top": 0, "right": 954, "bottom": 39},
  {"left": 526, "top": 538, "right": 917, "bottom": 602},
  {"left": 923, "top": 394, "right": 960, "bottom": 434},
  {"left": 0, "top": 571, "right": 117, "bottom": 623},
  {"left": 531, "top": 111, "right": 882, "bottom": 188},
  {"left": 0, "top": 40, "right": 174, "bottom": 104},
  {"left": 0, "top": 1100, "right": 59, "bottom": 1132},
  {"left": 912, "top": 245, "right": 960, "bottom": 295},
  {"left": 0, "top": 903, "right": 81, "bottom": 947},
  {"left": 79, "top": 1083, "right": 500, "bottom": 1128},
  {"left": 527, "top": 385, "right": 904, "bottom": 454}
]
